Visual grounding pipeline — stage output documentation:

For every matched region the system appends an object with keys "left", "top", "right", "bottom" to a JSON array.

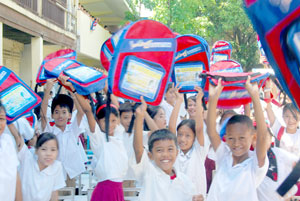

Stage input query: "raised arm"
[
  {"left": 168, "top": 85, "right": 184, "bottom": 134},
  {"left": 194, "top": 86, "right": 204, "bottom": 146},
  {"left": 245, "top": 76, "right": 269, "bottom": 167},
  {"left": 7, "top": 123, "right": 24, "bottom": 151},
  {"left": 58, "top": 75, "right": 84, "bottom": 126},
  {"left": 144, "top": 111, "right": 159, "bottom": 132},
  {"left": 134, "top": 97, "right": 147, "bottom": 163},
  {"left": 264, "top": 79, "right": 276, "bottom": 126},
  {"left": 207, "top": 79, "right": 224, "bottom": 151},
  {"left": 40, "top": 79, "right": 56, "bottom": 131}
]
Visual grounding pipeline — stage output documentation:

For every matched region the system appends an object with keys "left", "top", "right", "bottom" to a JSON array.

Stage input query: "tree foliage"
[{"left": 125, "top": 0, "right": 260, "bottom": 71}]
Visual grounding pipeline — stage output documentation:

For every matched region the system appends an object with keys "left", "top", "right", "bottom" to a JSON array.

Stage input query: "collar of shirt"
[
  {"left": 179, "top": 145, "right": 194, "bottom": 160},
  {"left": 33, "top": 157, "right": 60, "bottom": 176}
]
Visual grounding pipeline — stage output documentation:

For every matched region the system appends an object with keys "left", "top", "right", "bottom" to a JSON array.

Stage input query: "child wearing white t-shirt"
[
  {"left": 132, "top": 97, "right": 203, "bottom": 201},
  {"left": 9, "top": 127, "right": 65, "bottom": 201},
  {"left": 40, "top": 79, "right": 86, "bottom": 186},
  {"left": 206, "top": 78, "right": 269, "bottom": 201},
  {"left": 169, "top": 86, "right": 207, "bottom": 197},
  {"left": 0, "top": 101, "right": 22, "bottom": 201}
]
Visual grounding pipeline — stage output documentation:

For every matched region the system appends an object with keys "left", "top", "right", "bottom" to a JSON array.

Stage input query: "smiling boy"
[
  {"left": 132, "top": 97, "right": 203, "bottom": 201},
  {"left": 206, "top": 78, "right": 269, "bottom": 201}
]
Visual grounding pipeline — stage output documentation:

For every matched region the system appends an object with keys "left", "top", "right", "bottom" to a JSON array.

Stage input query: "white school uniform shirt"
[
  {"left": 160, "top": 99, "right": 184, "bottom": 126},
  {"left": 18, "top": 145, "right": 65, "bottom": 201},
  {"left": 43, "top": 116, "right": 86, "bottom": 179},
  {"left": 207, "top": 142, "right": 269, "bottom": 201},
  {"left": 4, "top": 116, "right": 34, "bottom": 141},
  {"left": 122, "top": 128, "right": 149, "bottom": 180},
  {"left": 271, "top": 118, "right": 300, "bottom": 158},
  {"left": 89, "top": 124, "right": 128, "bottom": 182},
  {"left": 174, "top": 140, "right": 207, "bottom": 196},
  {"left": 0, "top": 133, "right": 19, "bottom": 201},
  {"left": 132, "top": 150, "right": 196, "bottom": 201},
  {"left": 257, "top": 147, "right": 298, "bottom": 201}
]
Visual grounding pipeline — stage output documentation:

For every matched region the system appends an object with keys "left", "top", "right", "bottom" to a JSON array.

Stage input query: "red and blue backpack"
[
  {"left": 210, "top": 40, "right": 232, "bottom": 65},
  {"left": 202, "top": 60, "right": 269, "bottom": 109},
  {"left": 244, "top": 0, "right": 300, "bottom": 109},
  {"left": 36, "top": 49, "right": 77, "bottom": 86},
  {"left": 43, "top": 58, "right": 107, "bottom": 95},
  {"left": 107, "top": 19, "right": 177, "bottom": 105},
  {"left": 0, "top": 66, "right": 42, "bottom": 124},
  {"left": 100, "top": 24, "right": 131, "bottom": 71},
  {"left": 172, "top": 34, "right": 210, "bottom": 93}
]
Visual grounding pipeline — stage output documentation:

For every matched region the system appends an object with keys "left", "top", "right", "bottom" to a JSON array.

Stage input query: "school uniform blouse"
[
  {"left": 18, "top": 145, "right": 65, "bottom": 201},
  {"left": 43, "top": 116, "right": 86, "bottom": 179},
  {"left": 207, "top": 141, "right": 269, "bottom": 201},
  {"left": 271, "top": 118, "right": 300, "bottom": 158},
  {"left": 257, "top": 147, "right": 298, "bottom": 201},
  {"left": 122, "top": 129, "right": 149, "bottom": 180},
  {"left": 174, "top": 140, "right": 207, "bottom": 196},
  {"left": 90, "top": 124, "right": 128, "bottom": 182},
  {"left": 0, "top": 133, "right": 19, "bottom": 201},
  {"left": 132, "top": 149, "right": 196, "bottom": 201}
]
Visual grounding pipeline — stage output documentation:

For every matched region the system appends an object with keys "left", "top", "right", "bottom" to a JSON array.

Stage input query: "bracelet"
[{"left": 264, "top": 88, "right": 271, "bottom": 92}]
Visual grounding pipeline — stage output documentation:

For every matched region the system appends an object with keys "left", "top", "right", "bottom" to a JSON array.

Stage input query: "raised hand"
[
  {"left": 192, "top": 194, "right": 204, "bottom": 201},
  {"left": 245, "top": 76, "right": 259, "bottom": 97},
  {"left": 208, "top": 78, "right": 223, "bottom": 99},
  {"left": 135, "top": 96, "right": 147, "bottom": 116},
  {"left": 174, "top": 83, "right": 184, "bottom": 103},
  {"left": 195, "top": 86, "right": 204, "bottom": 101},
  {"left": 45, "top": 78, "right": 57, "bottom": 92}
]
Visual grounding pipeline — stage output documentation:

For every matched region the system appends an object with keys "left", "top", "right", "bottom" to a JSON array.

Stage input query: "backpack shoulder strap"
[{"left": 275, "top": 126, "right": 285, "bottom": 147}]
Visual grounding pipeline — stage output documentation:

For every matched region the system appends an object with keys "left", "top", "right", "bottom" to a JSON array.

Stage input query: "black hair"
[
  {"left": 95, "top": 103, "right": 119, "bottom": 120},
  {"left": 119, "top": 102, "right": 134, "bottom": 116},
  {"left": 148, "top": 129, "right": 177, "bottom": 153},
  {"left": 220, "top": 110, "right": 237, "bottom": 125},
  {"left": 0, "top": 100, "right": 6, "bottom": 113},
  {"left": 177, "top": 119, "right": 196, "bottom": 137},
  {"left": 36, "top": 132, "right": 59, "bottom": 150},
  {"left": 283, "top": 103, "right": 299, "bottom": 121},
  {"left": 51, "top": 94, "right": 73, "bottom": 114},
  {"left": 226, "top": 114, "right": 254, "bottom": 133},
  {"left": 34, "top": 91, "right": 44, "bottom": 120},
  {"left": 186, "top": 96, "right": 196, "bottom": 109},
  {"left": 147, "top": 105, "right": 164, "bottom": 119}
]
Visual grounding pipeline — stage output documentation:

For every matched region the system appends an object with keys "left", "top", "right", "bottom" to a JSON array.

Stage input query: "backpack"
[
  {"left": 244, "top": 0, "right": 300, "bottom": 108},
  {"left": 172, "top": 34, "right": 210, "bottom": 93},
  {"left": 107, "top": 19, "right": 177, "bottom": 105},
  {"left": 202, "top": 60, "right": 269, "bottom": 109},
  {"left": 36, "top": 49, "right": 77, "bottom": 86},
  {"left": 210, "top": 40, "right": 232, "bottom": 65},
  {"left": 0, "top": 66, "right": 42, "bottom": 124},
  {"left": 43, "top": 58, "right": 107, "bottom": 95}
]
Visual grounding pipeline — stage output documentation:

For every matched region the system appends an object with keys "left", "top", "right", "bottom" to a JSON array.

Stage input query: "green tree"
[{"left": 125, "top": 0, "right": 260, "bottom": 71}]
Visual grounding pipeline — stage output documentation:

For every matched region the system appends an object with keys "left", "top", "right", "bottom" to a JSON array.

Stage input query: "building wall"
[
  {"left": 77, "top": 9, "right": 111, "bottom": 61},
  {"left": 3, "top": 38, "right": 24, "bottom": 76}
]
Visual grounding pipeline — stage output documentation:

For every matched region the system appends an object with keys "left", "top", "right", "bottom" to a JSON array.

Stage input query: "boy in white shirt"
[
  {"left": 40, "top": 79, "right": 86, "bottom": 187},
  {"left": 133, "top": 97, "right": 203, "bottom": 201},
  {"left": 206, "top": 78, "right": 269, "bottom": 201},
  {"left": 0, "top": 101, "right": 22, "bottom": 201}
]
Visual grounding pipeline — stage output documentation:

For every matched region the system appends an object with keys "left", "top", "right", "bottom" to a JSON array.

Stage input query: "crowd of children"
[{"left": 1, "top": 72, "right": 300, "bottom": 201}]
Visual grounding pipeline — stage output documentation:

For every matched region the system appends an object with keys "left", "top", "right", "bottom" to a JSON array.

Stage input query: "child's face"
[
  {"left": 283, "top": 109, "right": 299, "bottom": 131},
  {"left": 165, "top": 89, "right": 176, "bottom": 106},
  {"left": 98, "top": 113, "right": 119, "bottom": 136},
  {"left": 0, "top": 109, "right": 6, "bottom": 136},
  {"left": 120, "top": 111, "right": 133, "bottom": 132},
  {"left": 225, "top": 123, "right": 253, "bottom": 159},
  {"left": 154, "top": 108, "right": 167, "bottom": 129},
  {"left": 177, "top": 125, "right": 195, "bottom": 154},
  {"left": 187, "top": 99, "right": 196, "bottom": 118},
  {"left": 36, "top": 139, "right": 58, "bottom": 170},
  {"left": 148, "top": 139, "right": 178, "bottom": 175},
  {"left": 51, "top": 105, "right": 71, "bottom": 129}
]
